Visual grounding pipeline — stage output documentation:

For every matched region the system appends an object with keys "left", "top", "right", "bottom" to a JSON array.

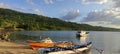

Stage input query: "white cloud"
[
  {"left": 83, "top": 21, "right": 120, "bottom": 28},
  {"left": 16, "top": 7, "right": 28, "bottom": 10},
  {"left": 78, "top": 0, "right": 109, "bottom": 4},
  {"left": 15, "top": 7, "right": 44, "bottom": 15},
  {"left": 81, "top": 8, "right": 120, "bottom": 28},
  {"left": 56, "top": 0, "right": 64, "bottom": 1},
  {"left": 0, "top": 3, "right": 10, "bottom": 8},
  {"left": 61, "top": 9, "right": 80, "bottom": 20},
  {"left": 34, "top": 8, "right": 40, "bottom": 12},
  {"left": 59, "top": 9, "right": 68, "bottom": 14},
  {"left": 83, "top": 10, "right": 112, "bottom": 22},
  {"left": 26, "top": 0, "right": 35, "bottom": 5},
  {"left": 112, "top": 0, "right": 120, "bottom": 8},
  {"left": 83, "top": 9, "right": 120, "bottom": 21},
  {"left": 78, "top": 0, "right": 120, "bottom": 28},
  {"left": 44, "top": 0, "right": 53, "bottom": 4},
  {"left": 33, "top": 8, "right": 44, "bottom": 15},
  {"left": 43, "top": 0, "right": 65, "bottom": 4}
]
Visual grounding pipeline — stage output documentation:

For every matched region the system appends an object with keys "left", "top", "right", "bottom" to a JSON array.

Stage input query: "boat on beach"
[
  {"left": 26, "top": 40, "right": 54, "bottom": 50},
  {"left": 38, "top": 42, "right": 92, "bottom": 54},
  {"left": 26, "top": 38, "right": 73, "bottom": 50}
]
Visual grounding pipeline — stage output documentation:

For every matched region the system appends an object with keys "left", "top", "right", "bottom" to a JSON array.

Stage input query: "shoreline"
[{"left": 0, "top": 41, "right": 36, "bottom": 54}]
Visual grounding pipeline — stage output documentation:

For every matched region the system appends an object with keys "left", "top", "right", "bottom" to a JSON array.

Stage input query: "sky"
[{"left": 0, "top": 0, "right": 120, "bottom": 28}]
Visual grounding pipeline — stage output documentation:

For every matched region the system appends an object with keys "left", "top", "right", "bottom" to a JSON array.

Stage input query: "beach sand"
[{"left": 0, "top": 41, "right": 36, "bottom": 54}]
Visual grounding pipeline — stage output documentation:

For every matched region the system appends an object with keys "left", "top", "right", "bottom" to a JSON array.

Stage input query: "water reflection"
[
  {"left": 80, "top": 37, "right": 87, "bottom": 44},
  {"left": 76, "top": 34, "right": 92, "bottom": 54}
]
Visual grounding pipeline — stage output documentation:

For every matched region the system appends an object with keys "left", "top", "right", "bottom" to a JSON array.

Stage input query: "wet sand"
[{"left": 0, "top": 41, "right": 36, "bottom": 54}]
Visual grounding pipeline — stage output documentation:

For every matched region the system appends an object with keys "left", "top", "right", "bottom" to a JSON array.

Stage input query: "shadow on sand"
[{"left": 0, "top": 45, "right": 31, "bottom": 49}]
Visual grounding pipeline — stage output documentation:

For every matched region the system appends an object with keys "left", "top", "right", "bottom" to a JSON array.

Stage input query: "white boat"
[{"left": 76, "top": 31, "right": 89, "bottom": 37}]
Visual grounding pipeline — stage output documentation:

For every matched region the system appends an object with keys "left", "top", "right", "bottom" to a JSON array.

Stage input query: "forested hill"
[{"left": 0, "top": 8, "right": 119, "bottom": 31}]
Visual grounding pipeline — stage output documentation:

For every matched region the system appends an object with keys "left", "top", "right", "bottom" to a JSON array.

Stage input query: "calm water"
[{"left": 17, "top": 31, "right": 120, "bottom": 54}]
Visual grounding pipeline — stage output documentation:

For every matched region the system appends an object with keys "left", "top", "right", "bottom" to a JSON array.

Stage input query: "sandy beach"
[{"left": 0, "top": 41, "right": 36, "bottom": 54}]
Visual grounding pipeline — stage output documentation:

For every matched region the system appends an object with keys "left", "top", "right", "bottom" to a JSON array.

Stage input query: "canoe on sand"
[
  {"left": 26, "top": 38, "right": 73, "bottom": 50},
  {"left": 38, "top": 42, "right": 92, "bottom": 54}
]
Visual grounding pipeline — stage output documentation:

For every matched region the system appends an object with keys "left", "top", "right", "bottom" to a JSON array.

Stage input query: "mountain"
[{"left": 0, "top": 8, "right": 119, "bottom": 31}]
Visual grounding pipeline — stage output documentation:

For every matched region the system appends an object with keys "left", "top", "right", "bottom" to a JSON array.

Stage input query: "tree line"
[{"left": 0, "top": 8, "right": 119, "bottom": 31}]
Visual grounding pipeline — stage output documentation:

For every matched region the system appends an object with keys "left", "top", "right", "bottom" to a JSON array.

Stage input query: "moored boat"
[{"left": 76, "top": 30, "right": 89, "bottom": 37}]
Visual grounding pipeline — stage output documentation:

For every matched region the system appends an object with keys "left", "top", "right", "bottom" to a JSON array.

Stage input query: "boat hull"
[
  {"left": 27, "top": 40, "right": 55, "bottom": 50},
  {"left": 49, "top": 44, "right": 91, "bottom": 54},
  {"left": 27, "top": 40, "right": 73, "bottom": 50},
  {"left": 38, "top": 42, "right": 92, "bottom": 54}
]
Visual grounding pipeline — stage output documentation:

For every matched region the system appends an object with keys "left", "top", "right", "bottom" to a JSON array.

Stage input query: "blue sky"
[{"left": 0, "top": 0, "right": 120, "bottom": 28}]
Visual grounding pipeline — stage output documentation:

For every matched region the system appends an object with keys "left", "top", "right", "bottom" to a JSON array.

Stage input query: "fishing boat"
[
  {"left": 76, "top": 30, "right": 89, "bottom": 37},
  {"left": 26, "top": 38, "right": 73, "bottom": 50}
]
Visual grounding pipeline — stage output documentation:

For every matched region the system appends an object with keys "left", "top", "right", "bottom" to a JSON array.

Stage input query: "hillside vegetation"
[{"left": 0, "top": 8, "right": 119, "bottom": 31}]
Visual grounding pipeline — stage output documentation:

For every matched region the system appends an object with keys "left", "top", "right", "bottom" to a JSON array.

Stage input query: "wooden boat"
[
  {"left": 26, "top": 38, "right": 73, "bottom": 50},
  {"left": 26, "top": 38, "right": 54, "bottom": 50},
  {"left": 26, "top": 40, "right": 54, "bottom": 50}
]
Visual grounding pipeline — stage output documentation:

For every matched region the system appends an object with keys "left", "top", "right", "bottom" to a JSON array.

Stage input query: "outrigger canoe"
[{"left": 38, "top": 42, "right": 92, "bottom": 54}]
